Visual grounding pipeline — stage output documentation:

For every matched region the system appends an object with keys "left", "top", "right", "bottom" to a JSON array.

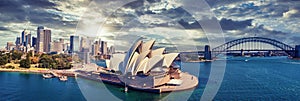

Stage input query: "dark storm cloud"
[
  {"left": 0, "top": 27, "right": 9, "bottom": 31},
  {"left": 193, "top": 37, "right": 209, "bottom": 43},
  {"left": 219, "top": 18, "right": 252, "bottom": 30},
  {"left": 109, "top": 2, "right": 202, "bottom": 30},
  {"left": 122, "top": 0, "right": 145, "bottom": 9},
  {"left": 212, "top": 0, "right": 300, "bottom": 19},
  {"left": 0, "top": 0, "right": 56, "bottom": 20},
  {"left": 204, "top": 0, "right": 244, "bottom": 7},
  {"left": 224, "top": 24, "right": 290, "bottom": 43},
  {"left": 0, "top": 0, "right": 76, "bottom": 28}
]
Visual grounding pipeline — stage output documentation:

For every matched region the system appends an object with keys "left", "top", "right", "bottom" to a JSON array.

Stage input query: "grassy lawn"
[
  {"left": 4, "top": 63, "right": 48, "bottom": 70},
  {"left": 5, "top": 63, "right": 20, "bottom": 68},
  {"left": 29, "top": 67, "right": 49, "bottom": 71}
]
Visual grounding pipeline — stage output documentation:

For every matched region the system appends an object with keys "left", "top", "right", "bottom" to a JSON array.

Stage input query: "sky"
[{"left": 0, "top": 0, "right": 299, "bottom": 51}]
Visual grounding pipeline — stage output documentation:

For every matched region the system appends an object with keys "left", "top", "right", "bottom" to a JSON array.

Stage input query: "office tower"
[
  {"left": 32, "top": 37, "right": 37, "bottom": 47},
  {"left": 21, "top": 30, "right": 25, "bottom": 46},
  {"left": 15, "top": 37, "right": 20, "bottom": 46},
  {"left": 93, "top": 41, "right": 100, "bottom": 56},
  {"left": 6, "top": 42, "right": 14, "bottom": 51},
  {"left": 70, "top": 35, "right": 80, "bottom": 53},
  {"left": 21, "top": 29, "right": 30, "bottom": 46},
  {"left": 51, "top": 40, "right": 63, "bottom": 53},
  {"left": 80, "top": 37, "right": 87, "bottom": 52},
  {"left": 66, "top": 43, "right": 70, "bottom": 52},
  {"left": 99, "top": 39, "right": 102, "bottom": 53},
  {"left": 109, "top": 46, "right": 115, "bottom": 54},
  {"left": 43, "top": 29, "right": 51, "bottom": 52},
  {"left": 36, "top": 26, "right": 51, "bottom": 53},
  {"left": 81, "top": 48, "right": 90, "bottom": 64},
  {"left": 63, "top": 43, "right": 69, "bottom": 53},
  {"left": 37, "top": 26, "right": 44, "bottom": 52},
  {"left": 25, "top": 33, "right": 31, "bottom": 46},
  {"left": 101, "top": 41, "right": 107, "bottom": 55}
]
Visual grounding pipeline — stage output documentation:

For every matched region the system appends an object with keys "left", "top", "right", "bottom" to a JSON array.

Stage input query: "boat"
[
  {"left": 124, "top": 86, "right": 128, "bottom": 93},
  {"left": 42, "top": 73, "right": 53, "bottom": 79},
  {"left": 59, "top": 76, "right": 68, "bottom": 81}
]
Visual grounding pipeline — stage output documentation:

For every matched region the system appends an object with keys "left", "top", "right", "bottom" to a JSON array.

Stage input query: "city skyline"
[{"left": 5, "top": 25, "right": 115, "bottom": 60}]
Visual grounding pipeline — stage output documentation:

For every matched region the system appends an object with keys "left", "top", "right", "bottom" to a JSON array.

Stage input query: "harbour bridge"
[{"left": 181, "top": 37, "right": 300, "bottom": 59}]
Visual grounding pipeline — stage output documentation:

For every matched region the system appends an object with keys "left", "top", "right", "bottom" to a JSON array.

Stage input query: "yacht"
[
  {"left": 42, "top": 73, "right": 53, "bottom": 79},
  {"left": 59, "top": 76, "right": 68, "bottom": 81}
]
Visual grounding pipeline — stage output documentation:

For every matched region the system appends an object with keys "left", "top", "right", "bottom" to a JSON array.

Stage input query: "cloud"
[
  {"left": 0, "top": 27, "right": 9, "bottom": 31},
  {"left": 0, "top": 0, "right": 299, "bottom": 50},
  {"left": 283, "top": 9, "right": 299, "bottom": 18},
  {"left": 219, "top": 18, "right": 252, "bottom": 30},
  {"left": 0, "top": 0, "right": 93, "bottom": 48}
]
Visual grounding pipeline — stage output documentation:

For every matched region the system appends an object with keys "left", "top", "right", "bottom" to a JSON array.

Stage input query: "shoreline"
[
  {"left": 0, "top": 68, "right": 49, "bottom": 73},
  {"left": 1, "top": 63, "right": 198, "bottom": 93},
  {"left": 0, "top": 68, "right": 76, "bottom": 77}
]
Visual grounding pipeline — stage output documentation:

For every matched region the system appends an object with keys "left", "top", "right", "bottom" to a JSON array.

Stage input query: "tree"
[
  {"left": 11, "top": 50, "right": 22, "bottom": 60},
  {"left": 20, "top": 54, "right": 31, "bottom": 68},
  {"left": 30, "top": 57, "right": 39, "bottom": 64},
  {"left": 39, "top": 54, "right": 53, "bottom": 68},
  {"left": 0, "top": 56, "right": 8, "bottom": 65}
]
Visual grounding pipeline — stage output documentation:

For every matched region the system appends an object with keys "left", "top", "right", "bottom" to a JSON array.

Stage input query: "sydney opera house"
[{"left": 99, "top": 38, "right": 198, "bottom": 93}]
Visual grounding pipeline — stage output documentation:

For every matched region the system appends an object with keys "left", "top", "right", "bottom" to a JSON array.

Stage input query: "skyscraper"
[
  {"left": 25, "top": 33, "right": 31, "bottom": 46},
  {"left": 32, "top": 37, "right": 37, "bottom": 47},
  {"left": 80, "top": 37, "right": 87, "bottom": 52},
  {"left": 101, "top": 41, "right": 107, "bottom": 55},
  {"left": 37, "top": 26, "right": 44, "bottom": 52},
  {"left": 51, "top": 40, "right": 63, "bottom": 53},
  {"left": 15, "top": 37, "right": 20, "bottom": 46},
  {"left": 93, "top": 41, "right": 100, "bottom": 56},
  {"left": 6, "top": 42, "right": 14, "bottom": 51},
  {"left": 70, "top": 35, "right": 80, "bottom": 53},
  {"left": 44, "top": 29, "right": 51, "bottom": 52},
  {"left": 36, "top": 26, "right": 51, "bottom": 53},
  {"left": 21, "top": 29, "right": 29, "bottom": 46},
  {"left": 21, "top": 30, "right": 25, "bottom": 46},
  {"left": 109, "top": 46, "right": 115, "bottom": 54}
]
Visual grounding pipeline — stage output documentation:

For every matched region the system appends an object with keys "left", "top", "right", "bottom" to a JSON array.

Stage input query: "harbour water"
[
  {"left": 1, "top": 56, "right": 300, "bottom": 100},
  {"left": 0, "top": 72, "right": 85, "bottom": 101}
]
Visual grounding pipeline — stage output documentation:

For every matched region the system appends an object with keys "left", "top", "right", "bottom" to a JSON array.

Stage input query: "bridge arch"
[{"left": 211, "top": 37, "right": 295, "bottom": 57}]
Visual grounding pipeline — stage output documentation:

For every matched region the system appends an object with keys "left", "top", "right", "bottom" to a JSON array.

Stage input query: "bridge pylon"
[
  {"left": 204, "top": 45, "right": 212, "bottom": 60},
  {"left": 295, "top": 45, "right": 300, "bottom": 58}
]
